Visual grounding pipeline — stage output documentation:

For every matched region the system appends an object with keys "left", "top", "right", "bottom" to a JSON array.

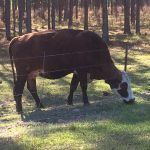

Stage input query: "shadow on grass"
[
  {"left": 0, "top": 137, "right": 34, "bottom": 150},
  {"left": 22, "top": 94, "right": 150, "bottom": 125}
]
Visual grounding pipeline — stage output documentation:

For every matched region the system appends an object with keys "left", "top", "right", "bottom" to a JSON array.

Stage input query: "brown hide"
[{"left": 9, "top": 29, "right": 121, "bottom": 81}]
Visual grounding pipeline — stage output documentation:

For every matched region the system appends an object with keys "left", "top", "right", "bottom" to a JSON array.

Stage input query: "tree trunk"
[
  {"left": 51, "top": 0, "right": 56, "bottom": 30},
  {"left": 75, "top": 0, "right": 79, "bottom": 20},
  {"left": 5, "top": 0, "right": 11, "bottom": 40},
  {"left": 48, "top": 0, "right": 51, "bottom": 29},
  {"left": 12, "top": 0, "right": 16, "bottom": 37},
  {"left": 131, "top": 0, "right": 136, "bottom": 25},
  {"left": 68, "top": 0, "right": 73, "bottom": 29},
  {"left": 102, "top": 0, "right": 109, "bottom": 43},
  {"left": 114, "top": 0, "right": 119, "bottom": 21},
  {"left": 0, "top": 0, "right": 5, "bottom": 22},
  {"left": 26, "top": 0, "right": 32, "bottom": 33},
  {"left": 64, "top": 0, "right": 68, "bottom": 21},
  {"left": 124, "top": 0, "right": 131, "bottom": 34},
  {"left": 84, "top": 0, "right": 88, "bottom": 30},
  {"left": 136, "top": 0, "right": 140, "bottom": 34},
  {"left": 58, "top": 0, "right": 63, "bottom": 24},
  {"left": 18, "top": 0, "right": 23, "bottom": 35}
]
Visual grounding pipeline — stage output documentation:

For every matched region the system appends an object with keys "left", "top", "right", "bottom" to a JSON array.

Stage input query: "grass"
[{"left": 0, "top": 30, "right": 150, "bottom": 150}]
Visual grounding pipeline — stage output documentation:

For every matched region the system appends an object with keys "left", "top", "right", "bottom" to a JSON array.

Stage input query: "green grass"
[{"left": 0, "top": 32, "right": 150, "bottom": 150}]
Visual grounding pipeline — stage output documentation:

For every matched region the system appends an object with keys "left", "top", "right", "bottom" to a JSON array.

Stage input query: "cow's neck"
[{"left": 90, "top": 63, "right": 122, "bottom": 81}]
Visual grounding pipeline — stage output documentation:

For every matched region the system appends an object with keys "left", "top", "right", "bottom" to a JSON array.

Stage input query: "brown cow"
[{"left": 9, "top": 29, "right": 135, "bottom": 113}]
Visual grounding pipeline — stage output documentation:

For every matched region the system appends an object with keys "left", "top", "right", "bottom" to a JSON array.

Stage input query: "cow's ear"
[{"left": 105, "top": 79, "right": 120, "bottom": 89}]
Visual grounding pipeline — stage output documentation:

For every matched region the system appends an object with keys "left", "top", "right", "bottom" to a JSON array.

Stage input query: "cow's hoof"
[
  {"left": 17, "top": 110, "right": 23, "bottom": 115},
  {"left": 67, "top": 100, "right": 73, "bottom": 105},
  {"left": 84, "top": 102, "right": 90, "bottom": 106},
  {"left": 16, "top": 106, "right": 23, "bottom": 114},
  {"left": 37, "top": 103, "right": 44, "bottom": 108}
]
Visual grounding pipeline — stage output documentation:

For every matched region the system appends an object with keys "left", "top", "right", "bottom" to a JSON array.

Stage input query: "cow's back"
[{"left": 9, "top": 29, "right": 113, "bottom": 77}]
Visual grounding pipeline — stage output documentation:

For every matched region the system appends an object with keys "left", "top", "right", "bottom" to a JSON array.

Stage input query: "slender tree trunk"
[
  {"left": 48, "top": 0, "right": 51, "bottom": 29},
  {"left": 12, "top": 0, "right": 16, "bottom": 37},
  {"left": 84, "top": 0, "right": 88, "bottom": 30},
  {"left": 18, "top": 0, "right": 23, "bottom": 35},
  {"left": 136, "top": 0, "right": 140, "bottom": 34},
  {"left": 58, "top": 0, "right": 63, "bottom": 24},
  {"left": 131, "top": 0, "right": 136, "bottom": 25},
  {"left": 114, "top": 0, "right": 119, "bottom": 21},
  {"left": 68, "top": 0, "right": 73, "bottom": 29},
  {"left": 110, "top": 0, "right": 114, "bottom": 15},
  {"left": 102, "top": 0, "right": 109, "bottom": 43},
  {"left": 51, "top": 0, "right": 56, "bottom": 30},
  {"left": 0, "top": 0, "right": 5, "bottom": 22},
  {"left": 64, "top": 0, "right": 69, "bottom": 21},
  {"left": 26, "top": 0, "right": 32, "bottom": 33},
  {"left": 5, "top": 0, "right": 11, "bottom": 40},
  {"left": 124, "top": 0, "right": 131, "bottom": 34},
  {"left": 75, "top": 0, "right": 79, "bottom": 20}
]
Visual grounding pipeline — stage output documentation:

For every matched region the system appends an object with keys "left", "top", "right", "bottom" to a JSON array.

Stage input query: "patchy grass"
[{"left": 0, "top": 31, "right": 150, "bottom": 150}]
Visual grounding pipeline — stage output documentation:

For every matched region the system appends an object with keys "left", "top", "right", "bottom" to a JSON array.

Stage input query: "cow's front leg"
[
  {"left": 14, "top": 76, "right": 26, "bottom": 114},
  {"left": 27, "top": 78, "right": 44, "bottom": 108},
  {"left": 78, "top": 72, "right": 89, "bottom": 105},
  {"left": 67, "top": 73, "right": 79, "bottom": 105}
]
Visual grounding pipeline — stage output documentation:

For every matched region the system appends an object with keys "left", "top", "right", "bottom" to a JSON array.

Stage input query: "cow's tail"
[{"left": 9, "top": 37, "right": 18, "bottom": 84}]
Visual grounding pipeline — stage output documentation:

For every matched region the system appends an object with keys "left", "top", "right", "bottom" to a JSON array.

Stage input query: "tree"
[
  {"left": 18, "top": 0, "right": 24, "bottom": 35},
  {"left": 0, "top": 0, "right": 5, "bottom": 22},
  {"left": 131, "top": 0, "right": 136, "bottom": 25},
  {"left": 136, "top": 0, "right": 140, "bottom": 34},
  {"left": 5, "top": 0, "right": 11, "bottom": 40},
  {"left": 102, "top": 0, "right": 109, "bottom": 43},
  {"left": 84, "top": 0, "right": 88, "bottom": 30},
  {"left": 48, "top": 0, "right": 51, "bottom": 29},
  {"left": 124, "top": 0, "right": 131, "bottom": 34},
  {"left": 58, "top": 0, "right": 63, "bottom": 24},
  {"left": 26, "top": 0, "right": 32, "bottom": 33},
  {"left": 75, "top": 0, "right": 79, "bottom": 20},
  {"left": 64, "top": 0, "right": 69, "bottom": 21},
  {"left": 51, "top": 0, "right": 56, "bottom": 30},
  {"left": 12, "top": 0, "right": 16, "bottom": 36},
  {"left": 68, "top": 0, "right": 73, "bottom": 29}
]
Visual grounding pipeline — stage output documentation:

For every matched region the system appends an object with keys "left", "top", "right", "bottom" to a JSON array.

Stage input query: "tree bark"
[
  {"left": 18, "top": 0, "right": 23, "bottom": 35},
  {"left": 131, "top": 0, "right": 136, "bottom": 25},
  {"left": 84, "top": 0, "right": 88, "bottom": 30},
  {"left": 26, "top": 0, "right": 32, "bottom": 33},
  {"left": 12, "top": 0, "right": 16, "bottom": 37},
  {"left": 68, "top": 0, "right": 73, "bottom": 29},
  {"left": 64, "top": 0, "right": 69, "bottom": 21},
  {"left": 136, "top": 0, "right": 140, "bottom": 34},
  {"left": 51, "top": 0, "right": 56, "bottom": 30},
  {"left": 5, "top": 0, "right": 11, "bottom": 40},
  {"left": 48, "top": 0, "right": 51, "bottom": 29},
  {"left": 124, "top": 0, "right": 131, "bottom": 34},
  {"left": 75, "top": 0, "right": 79, "bottom": 20},
  {"left": 102, "top": 0, "right": 109, "bottom": 43},
  {"left": 0, "top": 0, "right": 5, "bottom": 22},
  {"left": 58, "top": 0, "right": 63, "bottom": 24}
]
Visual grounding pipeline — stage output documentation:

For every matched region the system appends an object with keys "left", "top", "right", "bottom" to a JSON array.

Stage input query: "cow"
[{"left": 9, "top": 29, "right": 135, "bottom": 114}]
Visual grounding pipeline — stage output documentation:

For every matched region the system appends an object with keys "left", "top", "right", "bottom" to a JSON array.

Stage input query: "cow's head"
[{"left": 105, "top": 71, "right": 135, "bottom": 104}]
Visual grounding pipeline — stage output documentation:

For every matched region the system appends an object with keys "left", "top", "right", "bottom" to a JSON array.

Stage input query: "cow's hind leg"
[
  {"left": 67, "top": 73, "right": 79, "bottom": 105},
  {"left": 27, "top": 78, "right": 44, "bottom": 108},
  {"left": 14, "top": 75, "right": 27, "bottom": 113},
  {"left": 78, "top": 72, "right": 89, "bottom": 105}
]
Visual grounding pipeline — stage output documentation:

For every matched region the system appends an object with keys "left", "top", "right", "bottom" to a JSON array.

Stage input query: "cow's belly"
[{"left": 39, "top": 70, "right": 73, "bottom": 79}]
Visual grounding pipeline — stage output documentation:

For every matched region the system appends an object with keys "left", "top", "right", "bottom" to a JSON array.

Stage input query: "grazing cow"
[{"left": 9, "top": 29, "right": 135, "bottom": 113}]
